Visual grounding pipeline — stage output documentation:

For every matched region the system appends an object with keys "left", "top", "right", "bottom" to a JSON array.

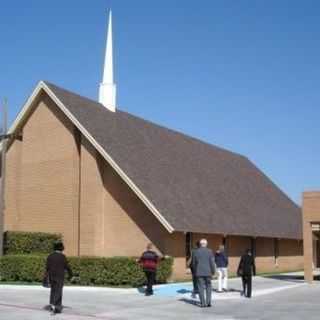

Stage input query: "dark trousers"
[
  {"left": 50, "top": 280, "right": 64, "bottom": 312},
  {"left": 197, "top": 276, "right": 212, "bottom": 306},
  {"left": 242, "top": 275, "right": 252, "bottom": 298},
  {"left": 144, "top": 271, "right": 156, "bottom": 294},
  {"left": 190, "top": 268, "right": 199, "bottom": 294}
]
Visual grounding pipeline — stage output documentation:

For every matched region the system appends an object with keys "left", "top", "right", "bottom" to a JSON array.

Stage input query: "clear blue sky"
[{"left": 1, "top": 0, "right": 319, "bottom": 204}]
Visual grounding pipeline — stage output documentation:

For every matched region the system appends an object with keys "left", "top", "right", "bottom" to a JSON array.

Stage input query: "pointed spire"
[{"left": 99, "top": 10, "right": 116, "bottom": 112}]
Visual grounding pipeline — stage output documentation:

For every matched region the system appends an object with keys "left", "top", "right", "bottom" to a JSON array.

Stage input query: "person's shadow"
[
  {"left": 213, "top": 288, "right": 242, "bottom": 293},
  {"left": 137, "top": 287, "right": 146, "bottom": 294},
  {"left": 262, "top": 274, "right": 304, "bottom": 283},
  {"left": 177, "top": 289, "right": 193, "bottom": 294},
  {"left": 43, "top": 305, "right": 52, "bottom": 311},
  {"left": 179, "top": 298, "right": 199, "bottom": 307},
  {"left": 42, "top": 305, "right": 72, "bottom": 311}
]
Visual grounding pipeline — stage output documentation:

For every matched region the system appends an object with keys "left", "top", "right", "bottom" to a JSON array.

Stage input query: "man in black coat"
[
  {"left": 187, "top": 240, "right": 200, "bottom": 298},
  {"left": 44, "top": 241, "right": 73, "bottom": 314},
  {"left": 192, "top": 239, "right": 215, "bottom": 307},
  {"left": 237, "top": 249, "right": 256, "bottom": 298}
]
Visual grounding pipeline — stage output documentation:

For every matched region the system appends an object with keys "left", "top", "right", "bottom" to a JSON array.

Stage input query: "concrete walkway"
[{"left": 0, "top": 274, "right": 319, "bottom": 319}]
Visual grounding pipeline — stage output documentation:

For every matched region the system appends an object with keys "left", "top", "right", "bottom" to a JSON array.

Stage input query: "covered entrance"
[
  {"left": 312, "top": 226, "right": 320, "bottom": 269},
  {"left": 302, "top": 192, "right": 320, "bottom": 282}
]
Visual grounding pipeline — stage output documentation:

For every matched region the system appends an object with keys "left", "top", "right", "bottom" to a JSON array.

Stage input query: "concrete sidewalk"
[
  {"left": 0, "top": 274, "right": 305, "bottom": 300},
  {"left": 0, "top": 275, "right": 319, "bottom": 319}
]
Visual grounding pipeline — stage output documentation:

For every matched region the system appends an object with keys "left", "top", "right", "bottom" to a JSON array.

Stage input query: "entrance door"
[
  {"left": 315, "top": 232, "right": 320, "bottom": 268},
  {"left": 317, "top": 238, "right": 320, "bottom": 268},
  {"left": 312, "top": 231, "right": 320, "bottom": 269}
]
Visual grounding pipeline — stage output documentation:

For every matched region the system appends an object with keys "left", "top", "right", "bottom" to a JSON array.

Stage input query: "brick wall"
[
  {"left": 102, "top": 151, "right": 168, "bottom": 257},
  {"left": 3, "top": 91, "right": 170, "bottom": 259},
  {"left": 165, "top": 233, "right": 303, "bottom": 280},
  {"left": 277, "top": 239, "right": 303, "bottom": 270},
  {"left": 4, "top": 135, "right": 22, "bottom": 230},
  {"left": 4, "top": 93, "right": 80, "bottom": 255},
  {"left": 255, "top": 237, "right": 276, "bottom": 273},
  {"left": 78, "top": 137, "right": 104, "bottom": 256},
  {"left": 227, "top": 235, "right": 251, "bottom": 272},
  {"left": 164, "top": 232, "right": 186, "bottom": 280}
]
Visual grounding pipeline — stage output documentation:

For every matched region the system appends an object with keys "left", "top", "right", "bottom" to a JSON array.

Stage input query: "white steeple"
[{"left": 99, "top": 10, "right": 116, "bottom": 112}]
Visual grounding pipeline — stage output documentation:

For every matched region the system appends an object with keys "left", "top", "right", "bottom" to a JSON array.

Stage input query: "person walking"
[
  {"left": 215, "top": 244, "right": 229, "bottom": 292},
  {"left": 187, "top": 240, "right": 200, "bottom": 298},
  {"left": 139, "top": 243, "right": 159, "bottom": 296},
  {"left": 237, "top": 248, "right": 256, "bottom": 298},
  {"left": 44, "top": 241, "right": 73, "bottom": 314},
  {"left": 192, "top": 239, "right": 215, "bottom": 307}
]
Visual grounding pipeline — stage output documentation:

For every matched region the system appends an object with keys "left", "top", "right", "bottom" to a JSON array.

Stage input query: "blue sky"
[{"left": 1, "top": 0, "right": 319, "bottom": 204}]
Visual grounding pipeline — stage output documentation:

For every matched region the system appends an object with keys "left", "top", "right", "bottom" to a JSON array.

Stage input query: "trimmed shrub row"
[
  {"left": 4, "top": 231, "right": 61, "bottom": 255},
  {"left": 0, "top": 255, "right": 173, "bottom": 287}
]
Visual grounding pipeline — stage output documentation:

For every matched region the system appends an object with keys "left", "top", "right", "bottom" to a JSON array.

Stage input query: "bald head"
[{"left": 200, "top": 239, "right": 208, "bottom": 247}]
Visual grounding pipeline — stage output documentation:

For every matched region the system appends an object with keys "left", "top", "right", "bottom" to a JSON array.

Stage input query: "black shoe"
[
  {"left": 43, "top": 305, "right": 52, "bottom": 311},
  {"left": 50, "top": 306, "right": 56, "bottom": 316},
  {"left": 207, "top": 304, "right": 212, "bottom": 307},
  {"left": 52, "top": 306, "right": 62, "bottom": 314}
]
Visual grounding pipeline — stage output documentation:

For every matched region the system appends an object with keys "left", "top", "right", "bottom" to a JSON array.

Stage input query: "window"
[
  {"left": 222, "top": 236, "right": 227, "bottom": 246},
  {"left": 251, "top": 238, "right": 256, "bottom": 257},
  {"left": 274, "top": 238, "right": 279, "bottom": 266},
  {"left": 185, "top": 232, "right": 192, "bottom": 263},
  {"left": 222, "top": 236, "right": 228, "bottom": 253}
]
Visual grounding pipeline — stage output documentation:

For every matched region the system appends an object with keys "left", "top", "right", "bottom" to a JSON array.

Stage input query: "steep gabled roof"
[{"left": 7, "top": 81, "right": 302, "bottom": 239}]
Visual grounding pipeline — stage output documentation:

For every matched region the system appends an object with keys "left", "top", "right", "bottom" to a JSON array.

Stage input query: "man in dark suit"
[
  {"left": 45, "top": 241, "right": 73, "bottom": 314},
  {"left": 192, "top": 239, "right": 215, "bottom": 307},
  {"left": 237, "top": 249, "right": 256, "bottom": 298}
]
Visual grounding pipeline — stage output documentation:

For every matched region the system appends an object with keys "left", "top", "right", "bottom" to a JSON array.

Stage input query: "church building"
[{"left": 1, "top": 12, "right": 303, "bottom": 279}]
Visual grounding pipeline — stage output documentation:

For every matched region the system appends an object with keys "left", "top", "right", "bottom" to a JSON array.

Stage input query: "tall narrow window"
[
  {"left": 274, "top": 238, "right": 279, "bottom": 266},
  {"left": 222, "top": 236, "right": 228, "bottom": 253},
  {"left": 222, "top": 236, "right": 227, "bottom": 246},
  {"left": 251, "top": 238, "right": 256, "bottom": 257},
  {"left": 185, "top": 232, "right": 192, "bottom": 264}
]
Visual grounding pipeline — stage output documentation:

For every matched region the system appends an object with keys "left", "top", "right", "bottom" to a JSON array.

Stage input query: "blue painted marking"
[{"left": 154, "top": 283, "right": 194, "bottom": 297}]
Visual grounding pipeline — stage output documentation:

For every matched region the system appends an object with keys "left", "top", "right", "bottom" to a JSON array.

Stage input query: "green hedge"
[
  {"left": 3, "top": 231, "right": 61, "bottom": 255},
  {"left": 0, "top": 255, "right": 173, "bottom": 287}
]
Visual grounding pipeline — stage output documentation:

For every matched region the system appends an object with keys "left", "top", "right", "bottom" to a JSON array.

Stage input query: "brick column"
[
  {"left": 302, "top": 192, "right": 320, "bottom": 283},
  {"left": 303, "top": 221, "right": 313, "bottom": 283}
]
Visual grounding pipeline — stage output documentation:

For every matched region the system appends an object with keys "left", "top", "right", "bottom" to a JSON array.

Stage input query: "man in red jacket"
[{"left": 139, "top": 243, "right": 159, "bottom": 296}]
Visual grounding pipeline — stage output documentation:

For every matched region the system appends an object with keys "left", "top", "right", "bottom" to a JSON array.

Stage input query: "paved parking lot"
[{"left": 0, "top": 275, "right": 319, "bottom": 319}]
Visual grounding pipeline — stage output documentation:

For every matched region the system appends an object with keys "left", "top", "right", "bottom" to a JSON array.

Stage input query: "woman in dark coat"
[
  {"left": 237, "top": 249, "right": 256, "bottom": 298},
  {"left": 44, "top": 241, "right": 73, "bottom": 314}
]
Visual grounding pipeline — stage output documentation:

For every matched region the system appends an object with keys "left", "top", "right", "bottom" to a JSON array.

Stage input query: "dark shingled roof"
[{"left": 44, "top": 81, "right": 302, "bottom": 239}]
